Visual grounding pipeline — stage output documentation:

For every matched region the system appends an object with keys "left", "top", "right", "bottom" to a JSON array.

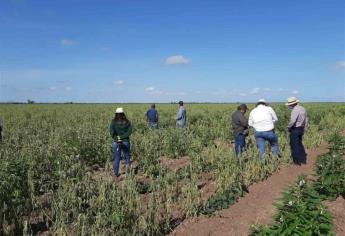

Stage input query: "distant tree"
[{"left": 27, "top": 99, "right": 35, "bottom": 104}]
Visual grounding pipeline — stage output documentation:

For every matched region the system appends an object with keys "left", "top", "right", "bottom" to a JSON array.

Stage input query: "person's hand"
[{"left": 117, "top": 136, "right": 122, "bottom": 142}]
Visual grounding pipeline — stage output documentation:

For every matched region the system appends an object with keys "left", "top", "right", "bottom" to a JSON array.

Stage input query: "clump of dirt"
[
  {"left": 197, "top": 172, "right": 217, "bottom": 202},
  {"left": 159, "top": 156, "right": 191, "bottom": 171},
  {"left": 324, "top": 196, "right": 345, "bottom": 235}
]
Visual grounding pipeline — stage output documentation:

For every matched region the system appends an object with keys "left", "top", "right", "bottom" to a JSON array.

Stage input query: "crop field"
[{"left": 0, "top": 103, "right": 344, "bottom": 235}]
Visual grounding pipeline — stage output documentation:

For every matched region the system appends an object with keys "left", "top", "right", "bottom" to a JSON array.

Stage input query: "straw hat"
[
  {"left": 285, "top": 97, "right": 299, "bottom": 106},
  {"left": 115, "top": 107, "right": 124, "bottom": 113}
]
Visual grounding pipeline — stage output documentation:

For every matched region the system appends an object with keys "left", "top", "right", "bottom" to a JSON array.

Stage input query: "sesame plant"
[{"left": 0, "top": 103, "right": 344, "bottom": 235}]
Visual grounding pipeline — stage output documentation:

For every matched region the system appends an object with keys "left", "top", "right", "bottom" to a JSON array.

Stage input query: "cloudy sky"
[{"left": 0, "top": 0, "right": 344, "bottom": 103}]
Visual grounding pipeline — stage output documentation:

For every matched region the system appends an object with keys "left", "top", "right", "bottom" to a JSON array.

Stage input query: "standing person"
[
  {"left": 109, "top": 108, "right": 133, "bottom": 178},
  {"left": 248, "top": 99, "right": 279, "bottom": 159},
  {"left": 231, "top": 104, "right": 249, "bottom": 156},
  {"left": 286, "top": 97, "right": 308, "bottom": 165},
  {"left": 176, "top": 101, "right": 187, "bottom": 128},
  {"left": 146, "top": 104, "right": 159, "bottom": 129}
]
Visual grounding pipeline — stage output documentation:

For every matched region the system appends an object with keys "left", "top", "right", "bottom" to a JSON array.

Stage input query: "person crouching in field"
[
  {"left": 110, "top": 108, "right": 133, "bottom": 178},
  {"left": 248, "top": 99, "right": 279, "bottom": 159},
  {"left": 286, "top": 97, "right": 308, "bottom": 165},
  {"left": 231, "top": 104, "right": 249, "bottom": 156},
  {"left": 146, "top": 104, "right": 159, "bottom": 129},
  {"left": 176, "top": 101, "right": 187, "bottom": 128}
]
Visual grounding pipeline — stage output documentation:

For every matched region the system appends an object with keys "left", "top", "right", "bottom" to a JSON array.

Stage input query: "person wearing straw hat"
[
  {"left": 109, "top": 107, "right": 133, "bottom": 178},
  {"left": 248, "top": 99, "right": 279, "bottom": 159},
  {"left": 286, "top": 97, "right": 308, "bottom": 165}
]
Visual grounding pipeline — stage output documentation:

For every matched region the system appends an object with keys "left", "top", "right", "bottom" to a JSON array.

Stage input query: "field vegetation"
[{"left": 0, "top": 103, "right": 344, "bottom": 235}]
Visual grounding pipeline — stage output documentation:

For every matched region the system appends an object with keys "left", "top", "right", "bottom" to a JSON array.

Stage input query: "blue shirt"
[{"left": 146, "top": 108, "right": 158, "bottom": 123}]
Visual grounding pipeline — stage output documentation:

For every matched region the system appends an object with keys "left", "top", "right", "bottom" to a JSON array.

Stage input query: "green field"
[{"left": 0, "top": 103, "right": 344, "bottom": 235}]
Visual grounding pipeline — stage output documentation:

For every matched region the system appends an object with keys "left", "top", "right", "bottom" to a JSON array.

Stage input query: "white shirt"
[{"left": 248, "top": 105, "right": 278, "bottom": 132}]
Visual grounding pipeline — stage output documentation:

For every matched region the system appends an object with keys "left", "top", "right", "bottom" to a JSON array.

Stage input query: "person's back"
[
  {"left": 147, "top": 108, "right": 158, "bottom": 123},
  {"left": 249, "top": 105, "right": 277, "bottom": 132}
]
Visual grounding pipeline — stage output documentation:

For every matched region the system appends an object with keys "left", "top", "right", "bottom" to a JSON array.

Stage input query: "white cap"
[
  {"left": 257, "top": 99, "right": 266, "bottom": 103},
  {"left": 115, "top": 107, "right": 124, "bottom": 113}
]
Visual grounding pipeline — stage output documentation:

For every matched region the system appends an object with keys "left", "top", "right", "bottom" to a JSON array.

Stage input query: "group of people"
[
  {"left": 109, "top": 101, "right": 187, "bottom": 177},
  {"left": 109, "top": 97, "right": 308, "bottom": 178},
  {"left": 231, "top": 97, "right": 308, "bottom": 165}
]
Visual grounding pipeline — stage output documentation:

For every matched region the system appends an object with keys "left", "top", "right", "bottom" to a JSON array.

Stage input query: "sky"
[{"left": 0, "top": 0, "right": 344, "bottom": 103}]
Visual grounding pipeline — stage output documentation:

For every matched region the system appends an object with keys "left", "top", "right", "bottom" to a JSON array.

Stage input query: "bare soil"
[
  {"left": 159, "top": 156, "right": 191, "bottom": 171},
  {"left": 324, "top": 196, "right": 345, "bottom": 235},
  {"left": 171, "top": 142, "right": 330, "bottom": 236}
]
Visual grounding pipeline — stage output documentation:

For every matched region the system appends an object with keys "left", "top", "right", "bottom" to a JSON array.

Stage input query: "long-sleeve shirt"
[
  {"left": 109, "top": 120, "right": 132, "bottom": 141},
  {"left": 231, "top": 110, "right": 248, "bottom": 136},
  {"left": 288, "top": 104, "right": 308, "bottom": 128},
  {"left": 248, "top": 105, "right": 278, "bottom": 132},
  {"left": 176, "top": 106, "right": 187, "bottom": 128}
]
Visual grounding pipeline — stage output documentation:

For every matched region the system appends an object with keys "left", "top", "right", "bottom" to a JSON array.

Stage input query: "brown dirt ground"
[
  {"left": 159, "top": 156, "right": 191, "bottom": 171},
  {"left": 324, "top": 196, "right": 345, "bottom": 235},
  {"left": 171, "top": 142, "right": 330, "bottom": 236}
]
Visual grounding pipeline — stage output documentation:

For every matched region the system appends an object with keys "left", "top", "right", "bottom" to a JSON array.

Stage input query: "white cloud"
[
  {"left": 263, "top": 88, "right": 271, "bottom": 91},
  {"left": 292, "top": 90, "right": 299, "bottom": 95},
  {"left": 65, "top": 86, "right": 72, "bottom": 91},
  {"left": 61, "top": 39, "right": 76, "bottom": 46},
  {"left": 250, "top": 87, "right": 260, "bottom": 95},
  {"left": 334, "top": 61, "right": 345, "bottom": 69},
  {"left": 239, "top": 93, "right": 247, "bottom": 97},
  {"left": 165, "top": 55, "right": 190, "bottom": 65},
  {"left": 113, "top": 80, "right": 124, "bottom": 85},
  {"left": 49, "top": 86, "right": 57, "bottom": 91},
  {"left": 145, "top": 87, "right": 155, "bottom": 91}
]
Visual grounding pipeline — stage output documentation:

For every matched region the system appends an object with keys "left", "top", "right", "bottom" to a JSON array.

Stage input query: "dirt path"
[{"left": 171, "top": 143, "right": 330, "bottom": 236}]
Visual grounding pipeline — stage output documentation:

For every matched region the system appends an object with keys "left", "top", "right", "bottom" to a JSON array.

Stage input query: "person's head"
[
  {"left": 178, "top": 101, "right": 184, "bottom": 107},
  {"left": 256, "top": 99, "right": 267, "bottom": 107},
  {"left": 114, "top": 107, "right": 129, "bottom": 123},
  {"left": 285, "top": 97, "right": 299, "bottom": 109},
  {"left": 151, "top": 104, "right": 156, "bottom": 109},
  {"left": 237, "top": 104, "right": 248, "bottom": 114}
]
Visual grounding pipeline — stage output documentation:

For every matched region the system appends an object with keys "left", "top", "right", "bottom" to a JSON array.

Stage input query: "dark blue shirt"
[{"left": 146, "top": 108, "right": 158, "bottom": 123}]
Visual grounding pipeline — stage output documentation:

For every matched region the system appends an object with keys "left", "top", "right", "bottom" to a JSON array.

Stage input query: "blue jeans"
[
  {"left": 148, "top": 122, "right": 158, "bottom": 129},
  {"left": 112, "top": 140, "right": 131, "bottom": 176},
  {"left": 234, "top": 134, "right": 246, "bottom": 156},
  {"left": 254, "top": 130, "right": 279, "bottom": 159},
  {"left": 289, "top": 127, "right": 306, "bottom": 165}
]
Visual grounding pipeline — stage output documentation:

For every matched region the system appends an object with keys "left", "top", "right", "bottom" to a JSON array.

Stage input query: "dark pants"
[
  {"left": 234, "top": 134, "right": 246, "bottom": 156},
  {"left": 289, "top": 127, "right": 307, "bottom": 165},
  {"left": 0, "top": 127, "right": 2, "bottom": 141}
]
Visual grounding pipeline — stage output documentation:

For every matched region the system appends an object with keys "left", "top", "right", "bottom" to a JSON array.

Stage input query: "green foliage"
[
  {"left": 0, "top": 103, "right": 344, "bottom": 235},
  {"left": 251, "top": 176, "right": 335, "bottom": 236},
  {"left": 314, "top": 133, "right": 345, "bottom": 199}
]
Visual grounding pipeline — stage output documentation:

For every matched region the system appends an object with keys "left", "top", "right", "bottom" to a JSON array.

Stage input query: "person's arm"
[
  {"left": 109, "top": 121, "right": 117, "bottom": 139},
  {"left": 119, "top": 123, "right": 133, "bottom": 140},
  {"left": 248, "top": 112, "right": 254, "bottom": 127},
  {"left": 288, "top": 109, "right": 298, "bottom": 128},
  {"left": 176, "top": 109, "right": 183, "bottom": 120},
  {"left": 239, "top": 114, "right": 248, "bottom": 128},
  {"left": 270, "top": 108, "right": 278, "bottom": 123}
]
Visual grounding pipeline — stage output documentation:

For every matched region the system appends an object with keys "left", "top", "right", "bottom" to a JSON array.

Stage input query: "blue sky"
[{"left": 0, "top": 0, "right": 344, "bottom": 103}]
